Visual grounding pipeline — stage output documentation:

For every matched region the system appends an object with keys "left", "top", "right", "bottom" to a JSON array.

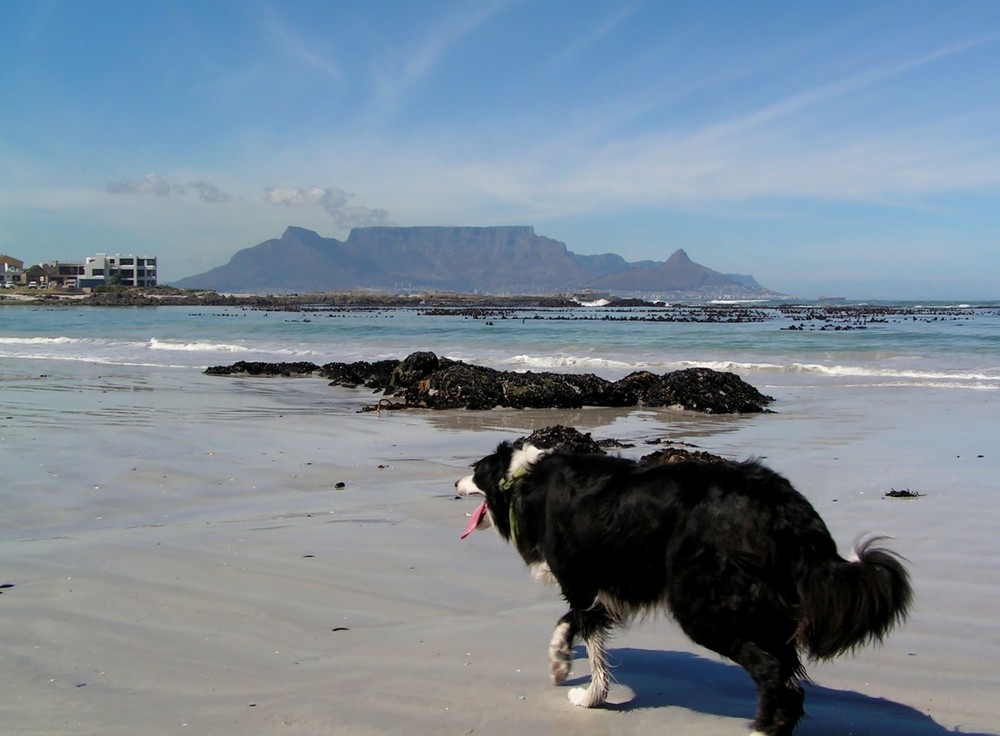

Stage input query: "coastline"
[
  {"left": 0, "top": 286, "right": 582, "bottom": 308},
  {"left": 1, "top": 362, "right": 997, "bottom": 734},
  {"left": 3, "top": 285, "right": 998, "bottom": 309}
]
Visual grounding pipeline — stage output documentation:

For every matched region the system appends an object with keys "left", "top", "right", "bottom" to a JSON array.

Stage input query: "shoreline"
[{"left": 3, "top": 286, "right": 998, "bottom": 311}]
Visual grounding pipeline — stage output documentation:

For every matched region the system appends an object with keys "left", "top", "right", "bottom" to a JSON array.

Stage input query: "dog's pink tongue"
[{"left": 460, "top": 501, "right": 488, "bottom": 539}]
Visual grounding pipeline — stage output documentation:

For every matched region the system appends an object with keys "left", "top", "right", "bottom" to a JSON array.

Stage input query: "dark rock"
[
  {"left": 613, "top": 371, "right": 660, "bottom": 403},
  {"left": 398, "top": 362, "right": 505, "bottom": 410},
  {"left": 562, "top": 373, "right": 635, "bottom": 407},
  {"left": 204, "top": 360, "right": 319, "bottom": 376},
  {"left": 500, "top": 372, "right": 588, "bottom": 409},
  {"left": 321, "top": 359, "right": 399, "bottom": 389},
  {"left": 388, "top": 351, "right": 441, "bottom": 389},
  {"left": 517, "top": 425, "right": 606, "bottom": 454},
  {"left": 627, "top": 367, "right": 774, "bottom": 413},
  {"left": 639, "top": 447, "right": 729, "bottom": 465},
  {"left": 207, "top": 351, "right": 774, "bottom": 414}
]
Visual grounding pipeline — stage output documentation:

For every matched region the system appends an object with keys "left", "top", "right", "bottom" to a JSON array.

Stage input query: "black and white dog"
[{"left": 456, "top": 442, "right": 912, "bottom": 736}]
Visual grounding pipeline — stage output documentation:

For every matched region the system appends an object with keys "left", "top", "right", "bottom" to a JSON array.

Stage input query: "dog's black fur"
[{"left": 456, "top": 442, "right": 912, "bottom": 736}]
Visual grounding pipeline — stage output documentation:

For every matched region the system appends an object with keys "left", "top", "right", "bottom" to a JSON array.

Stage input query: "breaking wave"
[
  {"left": 147, "top": 337, "right": 251, "bottom": 353},
  {"left": 496, "top": 353, "right": 1000, "bottom": 389}
]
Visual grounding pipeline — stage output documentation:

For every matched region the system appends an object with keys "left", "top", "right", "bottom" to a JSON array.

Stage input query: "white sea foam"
[
  {"left": 504, "top": 353, "right": 637, "bottom": 373},
  {"left": 678, "top": 359, "right": 786, "bottom": 373},
  {"left": 148, "top": 337, "right": 250, "bottom": 353},
  {"left": 0, "top": 336, "right": 87, "bottom": 345},
  {"left": 492, "top": 353, "right": 1000, "bottom": 389},
  {"left": 788, "top": 362, "right": 1000, "bottom": 382}
]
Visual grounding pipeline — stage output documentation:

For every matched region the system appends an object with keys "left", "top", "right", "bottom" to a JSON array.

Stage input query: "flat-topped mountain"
[{"left": 173, "top": 225, "right": 782, "bottom": 298}]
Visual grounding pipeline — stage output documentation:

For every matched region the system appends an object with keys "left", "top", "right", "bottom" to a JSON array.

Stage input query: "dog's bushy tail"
[{"left": 796, "top": 535, "right": 913, "bottom": 661}]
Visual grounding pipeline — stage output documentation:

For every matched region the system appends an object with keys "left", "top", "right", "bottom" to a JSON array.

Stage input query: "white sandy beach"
[{"left": 1, "top": 364, "right": 998, "bottom": 735}]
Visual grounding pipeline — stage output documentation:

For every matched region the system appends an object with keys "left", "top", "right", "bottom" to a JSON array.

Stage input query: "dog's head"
[{"left": 456, "top": 441, "right": 548, "bottom": 540}]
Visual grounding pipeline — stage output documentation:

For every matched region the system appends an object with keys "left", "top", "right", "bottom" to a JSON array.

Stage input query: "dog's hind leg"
[
  {"left": 565, "top": 606, "right": 613, "bottom": 708},
  {"left": 549, "top": 610, "right": 576, "bottom": 684},
  {"left": 733, "top": 641, "right": 804, "bottom": 736}
]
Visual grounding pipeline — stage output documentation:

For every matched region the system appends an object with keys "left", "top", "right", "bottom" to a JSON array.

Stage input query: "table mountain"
[{"left": 173, "top": 225, "right": 782, "bottom": 298}]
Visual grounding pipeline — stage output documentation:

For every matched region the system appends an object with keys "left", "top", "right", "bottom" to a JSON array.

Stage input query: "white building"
[{"left": 79, "top": 254, "right": 157, "bottom": 288}]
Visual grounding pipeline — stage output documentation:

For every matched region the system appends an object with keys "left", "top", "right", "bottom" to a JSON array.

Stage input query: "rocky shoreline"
[
  {"left": 0, "top": 286, "right": 581, "bottom": 308},
  {"left": 206, "top": 350, "right": 775, "bottom": 413}
]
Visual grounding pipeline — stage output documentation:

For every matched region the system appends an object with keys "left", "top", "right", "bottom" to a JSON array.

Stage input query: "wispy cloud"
[
  {"left": 549, "top": 2, "right": 645, "bottom": 68},
  {"left": 105, "top": 173, "right": 177, "bottom": 197},
  {"left": 370, "top": 0, "right": 517, "bottom": 118},
  {"left": 187, "top": 181, "right": 230, "bottom": 203},
  {"left": 440, "top": 30, "right": 1000, "bottom": 217},
  {"left": 257, "top": 4, "right": 343, "bottom": 81},
  {"left": 686, "top": 32, "right": 1000, "bottom": 150},
  {"left": 105, "top": 173, "right": 231, "bottom": 203}
]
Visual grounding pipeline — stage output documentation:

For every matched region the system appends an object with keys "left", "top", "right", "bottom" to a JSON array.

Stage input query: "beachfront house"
[
  {"left": 23, "top": 264, "right": 56, "bottom": 288},
  {"left": 41, "top": 260, "right": 87, "bottom": 288},
  {"left": 1, "top": 254, "right": 24, "bottom": 287}
]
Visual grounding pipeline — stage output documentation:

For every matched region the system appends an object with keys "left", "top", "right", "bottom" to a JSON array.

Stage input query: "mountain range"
[{"left": 173, "top": 225, "right": 784, "bottom": 298}]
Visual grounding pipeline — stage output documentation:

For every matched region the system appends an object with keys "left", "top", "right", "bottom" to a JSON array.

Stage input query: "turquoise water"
[{"left": 2, "top": 302, "right": 999, "bottom": 391}]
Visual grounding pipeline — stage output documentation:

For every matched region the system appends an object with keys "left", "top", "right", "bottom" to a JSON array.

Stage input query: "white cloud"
[
  {"left": 263, "top": 185, "right": 393, "bottom": 227},
  {"left": 263, "top": 185, "right": 348, "bottom": 214}
]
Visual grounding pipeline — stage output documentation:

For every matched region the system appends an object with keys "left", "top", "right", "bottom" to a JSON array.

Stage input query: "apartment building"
[{"left": 79, "top": 254, "right": 158, "bottom": 288}]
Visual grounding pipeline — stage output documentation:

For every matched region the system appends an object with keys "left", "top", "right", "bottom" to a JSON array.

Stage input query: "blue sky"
[{"left": 2, "top": 1, "right": 999, "bottom": 298}]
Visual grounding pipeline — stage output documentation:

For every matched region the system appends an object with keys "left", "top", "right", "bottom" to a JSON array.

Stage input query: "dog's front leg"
[
  {"left": 548, "top": 610, "right": 576, "bottom": 684},
  {"left": 565, "top": 606, "right": 612, "bottom": 708}
]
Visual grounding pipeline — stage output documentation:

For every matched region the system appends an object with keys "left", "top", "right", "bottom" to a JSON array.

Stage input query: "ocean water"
[{"left": 2, "top": 301, "right": 999, "bottom": 391}]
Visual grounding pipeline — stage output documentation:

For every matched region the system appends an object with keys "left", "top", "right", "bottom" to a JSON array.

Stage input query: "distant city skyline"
[{"left": 2, "top": 1, "right": 999, "bottom": 299}]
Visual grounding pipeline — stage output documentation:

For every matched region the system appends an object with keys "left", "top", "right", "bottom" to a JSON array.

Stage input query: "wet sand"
[{"left": 1, "top": 362, "right": 997, "bottom": 735}]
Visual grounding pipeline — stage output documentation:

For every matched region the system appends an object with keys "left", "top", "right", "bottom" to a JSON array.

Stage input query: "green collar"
[
  {"left": 499, "top": 464, "right": 528, "bottom": 492},
  {"left": 509, "top": 503, "right": 520, "bottom": 548},
  {"left": 499, "top": 466, "right": 528, "bottom": 547}
]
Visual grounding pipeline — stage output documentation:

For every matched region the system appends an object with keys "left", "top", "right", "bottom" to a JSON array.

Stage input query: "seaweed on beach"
[{"left": 884, "top": 487, "right": 925, "bottom": 499}]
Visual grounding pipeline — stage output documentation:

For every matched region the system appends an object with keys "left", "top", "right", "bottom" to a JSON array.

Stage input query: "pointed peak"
[
  {"left": 666, "top": 248, "right": 691, "bottom": 263},
  {"left": 281, "top": 226, "right": 321, "bottom": 240}
]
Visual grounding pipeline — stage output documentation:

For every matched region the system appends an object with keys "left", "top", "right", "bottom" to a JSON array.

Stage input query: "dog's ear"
[{"left": 494, "top": 441, "right": 515, "bottom": 466}]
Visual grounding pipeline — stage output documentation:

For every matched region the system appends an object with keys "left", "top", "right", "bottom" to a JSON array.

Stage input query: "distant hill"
[{"left": 173, "top": 225, "right": 785, "bottom": 299}]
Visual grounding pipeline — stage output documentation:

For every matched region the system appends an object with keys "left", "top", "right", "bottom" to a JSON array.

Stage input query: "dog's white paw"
[
  {"left": 548, "top": 621, "right": 573, "bottom": 684},
  {"left": 550, "top": 655, "right": 571, "bottom": 684},
  {"left": 567, "top": 686, "right": 604, "bottom": 708}
]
